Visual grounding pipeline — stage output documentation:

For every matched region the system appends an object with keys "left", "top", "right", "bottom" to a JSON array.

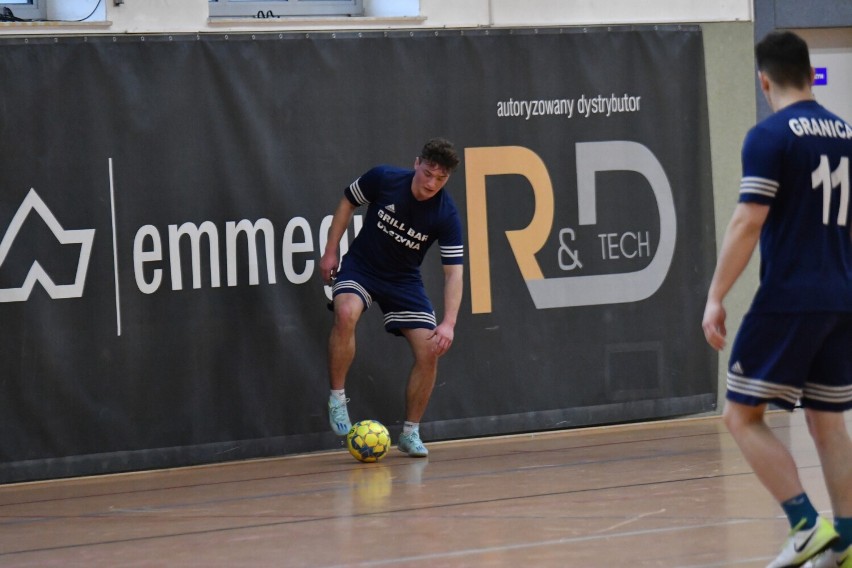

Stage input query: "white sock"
[
  {"left": 330, "top": 389, "right": 346, "bottom": 402},
  {"left": 403, "top": 421, "right": 418, "bottom": 435}
]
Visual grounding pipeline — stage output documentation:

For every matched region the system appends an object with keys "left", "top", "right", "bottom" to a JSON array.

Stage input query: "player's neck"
[{"left": 768, "top": 87, "right": 814, "bottom": 112}]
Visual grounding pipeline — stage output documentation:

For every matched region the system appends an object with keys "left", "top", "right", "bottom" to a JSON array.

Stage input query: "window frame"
[
  {"left": 209, "top": 0, "right": 364, "bottom": 18},
  {"left": 0, "top": 0, "right": 47, "bottom": 21}
]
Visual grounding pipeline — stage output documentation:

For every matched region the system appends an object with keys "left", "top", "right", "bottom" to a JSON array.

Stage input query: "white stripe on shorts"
[
  {"left": 727, "top": 372, "right": 800, "bottom": 406},
  {"left": 332, "top": 279, "right": 373, "bottom": 308},
  {"left": 383, "top": 310, "right": 437, "bottom": 328},
  {"left": 802, "top": 382, "right": 852, "bottom": 405}
]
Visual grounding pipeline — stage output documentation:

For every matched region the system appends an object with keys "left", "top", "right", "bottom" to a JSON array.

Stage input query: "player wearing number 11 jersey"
[
  {"left": 702, "top": 32, "right": 852, "bottom": 568},
  {"left": 740, "top": 97, "right": 852, "bottom": 316}
]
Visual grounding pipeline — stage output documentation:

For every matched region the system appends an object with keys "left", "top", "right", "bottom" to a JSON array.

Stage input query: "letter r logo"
[
  {"left": 465, "top": 146, "right": 554, "bottom": 314},
  {"left": 465, "top": 142, "right": 676, "bottom": 313}
]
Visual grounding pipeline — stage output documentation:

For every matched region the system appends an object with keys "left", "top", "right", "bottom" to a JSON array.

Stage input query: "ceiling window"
[
  {"left": 0, "top": 0, "right": 46, "bottom": 21},
  {"left": 209, "top": 0, "right": 364, "bottom": 18}
]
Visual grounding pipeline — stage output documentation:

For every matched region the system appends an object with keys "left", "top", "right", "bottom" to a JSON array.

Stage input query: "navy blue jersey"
[
  {"left": 739, "top": 100, "right": 852, "bottom": 313},
  {"left": 341, "top": 165, "right": 464, "bottom": 282}
]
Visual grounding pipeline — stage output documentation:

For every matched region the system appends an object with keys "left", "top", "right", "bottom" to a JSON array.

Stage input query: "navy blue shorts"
[
  {"left": 726, "top": 312, "right": 852, "bottom": 412},
  {"left": 332, "top": 264, "right": 436, "bottom": 336}
]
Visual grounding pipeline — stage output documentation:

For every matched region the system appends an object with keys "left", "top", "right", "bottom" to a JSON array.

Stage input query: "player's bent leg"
[
  {"left": 400, "top": 327, "right": 439, "bottom": 423},
  {"left": 805, "top": 409, "right": 852, "bottom": 517},
  {"left": 328, "top": 293, "right": 364, "bottom": 389},
  {"left": 326, "top": 293, "right": 364, "bottom": 435},
  {"left": 397, "top": 327, "right": 439, "bottom": 457},
  {"left": 724, "top": 402, "right": 838, "bottom": 567},
  {"left": 723, "top": 400, "right": 806, "bottom": 504}
]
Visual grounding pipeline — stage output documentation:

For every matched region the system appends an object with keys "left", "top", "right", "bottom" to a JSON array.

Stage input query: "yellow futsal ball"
[{"left": 346, "top": 420, "right": 391, "bottom": 463}]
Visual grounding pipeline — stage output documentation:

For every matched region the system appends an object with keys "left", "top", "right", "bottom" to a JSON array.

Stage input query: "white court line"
[
  {"left": 322, "top": 518, "right": 759, "bottom": 568},
  {"left": 109, "top": 157, "right": 121, "bottom": 337},
  {"left": 595, "top": 507, "right": 666, "bottom": 533},
  {"left": 678, "top": 557, "right": 773, "bottom": 568}
]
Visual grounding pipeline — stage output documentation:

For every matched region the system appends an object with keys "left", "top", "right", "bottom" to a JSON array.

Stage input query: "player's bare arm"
[
  {"left": 320, "top": 197, "right": 357, "bottom": 284},
  {"left": 430, "top": 263, "right": 463, "bottom": 356},
  {"left": 702, "top": 202, "right": 769, "bottom": 350}
]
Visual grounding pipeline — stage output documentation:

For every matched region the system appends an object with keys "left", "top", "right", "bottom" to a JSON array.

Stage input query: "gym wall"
[{"left": 0, "top": 26, "right": 721, "bottom": 482}]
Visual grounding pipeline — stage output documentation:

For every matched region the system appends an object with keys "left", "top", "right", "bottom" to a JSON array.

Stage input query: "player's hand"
[
  {"left": 702, "top": 300, "right": 727, "bottom": 351},
  {"left": 429, "top": 323, "right": 454, "bottom": 356},
  {"left": 319, "top": 251, "right": 339, "bottom": 284}
]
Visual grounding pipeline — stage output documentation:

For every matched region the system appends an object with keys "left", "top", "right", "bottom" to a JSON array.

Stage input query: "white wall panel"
[
  {"left": 482, "top": 0, "right": 750, "bottom": 27},
  {"left": 0, "top": 0, "right": 753, "bottom": 34}
]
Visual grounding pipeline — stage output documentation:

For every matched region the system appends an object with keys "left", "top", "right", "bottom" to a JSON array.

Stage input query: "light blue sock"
[{"left": 403, "top": 421, "right": 418, "bottom": 435}]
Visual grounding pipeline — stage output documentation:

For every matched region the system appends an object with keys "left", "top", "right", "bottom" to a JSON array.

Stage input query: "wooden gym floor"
[{"left": 0, "top": 410, "right": 848, "bottom": 567}]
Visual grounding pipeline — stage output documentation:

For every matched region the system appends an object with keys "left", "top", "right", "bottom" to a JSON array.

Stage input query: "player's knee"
[
  {"left": 805, "top": 409, "right": 849, "bottom": 449},
  {"left": 721, "top": 406, "right": 740, "bottom": 433},
  {"left": 805, "top": 409, "right": 817, "bottom": 438},
  {"left": 333, "top": 302, "right": 360, "bottom": 330},
  {"left": 722, "top": 401, "right": 762, "bottom": 434},
  {"left": 412, "top": 347, "right": 439, "bottom": 368}
]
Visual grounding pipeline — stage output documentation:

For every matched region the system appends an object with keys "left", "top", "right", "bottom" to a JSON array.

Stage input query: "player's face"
[{"left": 411, "top": 157, "right": 451, "bottom": 200}]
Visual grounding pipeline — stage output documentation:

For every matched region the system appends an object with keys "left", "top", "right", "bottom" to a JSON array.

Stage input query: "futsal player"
[
  {"left": 319, "top": 138, "right": 464, "bottom": 457},
  {"left": 702, "top": 31, "right": 852, "bottom": 568}
]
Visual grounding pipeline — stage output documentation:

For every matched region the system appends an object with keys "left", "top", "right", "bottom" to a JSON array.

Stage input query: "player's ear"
[
  {"left": 757, "top": 71, "right": 770, "bottom": 93},
  {"left": 809, "top": 66, "right": 816, "bottom": 86}
]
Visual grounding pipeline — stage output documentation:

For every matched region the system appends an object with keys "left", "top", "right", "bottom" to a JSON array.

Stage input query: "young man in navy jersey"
[
  {"left": 319, "top": 138, "right": 463, "bottom": 457},
  {"left": 703, "top": 32, "right": 852, "bottom": 568}
]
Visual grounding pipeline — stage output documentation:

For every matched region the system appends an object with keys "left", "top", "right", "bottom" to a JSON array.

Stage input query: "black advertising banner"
[{"left": 0, "top": 27, "right": 716, "bottom": 482}]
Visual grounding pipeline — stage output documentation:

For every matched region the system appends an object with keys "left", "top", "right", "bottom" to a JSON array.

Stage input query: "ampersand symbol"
[{"left": 558, "top": 228, "right": 583, "bottom": 271}]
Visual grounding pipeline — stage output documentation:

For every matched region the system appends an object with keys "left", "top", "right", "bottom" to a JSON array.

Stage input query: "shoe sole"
[
  {"left": 398, "top": 446, "right": 428, "bottom": 458},
  {"left": 779, "top": 534, "right": 840, "bottom": 568}
]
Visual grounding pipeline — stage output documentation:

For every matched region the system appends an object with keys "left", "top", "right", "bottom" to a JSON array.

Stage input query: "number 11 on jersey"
[{"left": 812, "top": 154, "right": 850, "bottom": 226}]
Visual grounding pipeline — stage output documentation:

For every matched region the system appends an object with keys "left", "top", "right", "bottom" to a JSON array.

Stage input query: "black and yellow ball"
[{"left": 346, "top": 420, "right": 391, "bottom": 463}]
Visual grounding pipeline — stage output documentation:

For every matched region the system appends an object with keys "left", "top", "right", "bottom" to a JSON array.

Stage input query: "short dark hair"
[
  {"left": 420, "top": 138, "right": 460, "bottom": 172},
  {"left": 755, "top": 31, "right": 812, "bottom": 89}
]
